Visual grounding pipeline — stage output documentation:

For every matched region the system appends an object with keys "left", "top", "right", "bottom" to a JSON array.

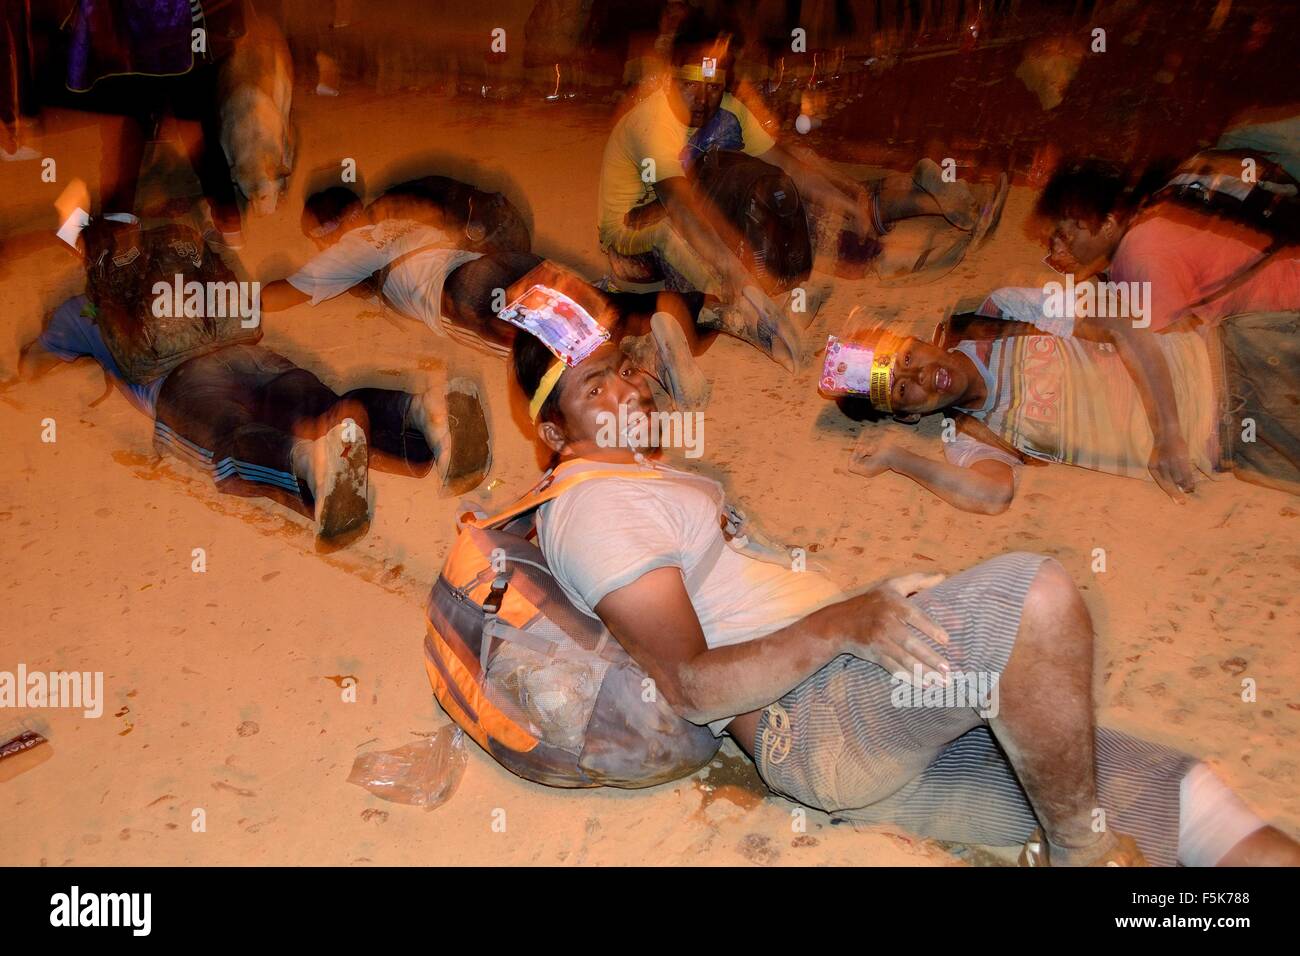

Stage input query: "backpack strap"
[{"left": 471, "top": 458, "right": 669, "bottom": 530}]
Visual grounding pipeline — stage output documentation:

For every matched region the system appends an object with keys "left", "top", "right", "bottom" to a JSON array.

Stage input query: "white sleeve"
[
  {"left": 538, "top": 481, "right": 687, "bottom": 615},
  {"left": 286, "top": 229, "right": 389, "bottom": 305},
  {"left": 943, "top": 431, "right": 1023, "bottom": 478},
  {"left": 984, "top": 286, "right": 1077, "bottom": 337}
]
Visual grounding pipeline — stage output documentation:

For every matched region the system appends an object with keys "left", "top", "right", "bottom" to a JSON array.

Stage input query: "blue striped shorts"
[{"left": 753, "top": 551, "right": 1196, "bottom": 865}]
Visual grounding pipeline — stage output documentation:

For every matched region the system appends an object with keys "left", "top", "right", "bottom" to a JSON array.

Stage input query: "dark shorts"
[
  {"left": 154, "top": 345, "right": 433, "bottom": 516},
  {"left": 1216, "top": 311, "right": 1300, "bottom": 495}
]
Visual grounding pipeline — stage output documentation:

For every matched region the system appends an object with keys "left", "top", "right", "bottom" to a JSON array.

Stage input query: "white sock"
[{"left": 1178, "top": 762, "right": 1268, "bottom": 866}]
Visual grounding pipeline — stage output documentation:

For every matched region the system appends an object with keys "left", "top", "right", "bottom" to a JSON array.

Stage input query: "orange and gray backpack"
[{"left": 423, "top": 459, "right": 723, "bottom": 788}]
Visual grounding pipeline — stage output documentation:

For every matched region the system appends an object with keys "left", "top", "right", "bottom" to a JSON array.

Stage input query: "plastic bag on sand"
[{"left": 347, "top": 725, "right": 468, "bottom": 810}]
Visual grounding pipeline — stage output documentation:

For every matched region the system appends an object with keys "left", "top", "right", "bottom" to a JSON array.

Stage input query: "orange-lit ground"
[{"left": 1, "top": 83, "right": 1296, "bottom": 866}]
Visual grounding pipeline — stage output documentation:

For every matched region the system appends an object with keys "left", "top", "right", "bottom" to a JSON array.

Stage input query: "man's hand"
[
  {"left": 848, "top": 432, "right": 898, "bottom": 479},
  {"left": 1149, "top": 433, "right": 1196, "bottom": 503},
  {"left": 830, "top": 573, "right": 951, "bottom": 684}
]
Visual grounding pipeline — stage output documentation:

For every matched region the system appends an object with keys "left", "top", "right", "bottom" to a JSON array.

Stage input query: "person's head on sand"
[
  {"left": 665, "top": 14, "right": 736, "bottom": 129},
  {"left": 301, "top": 186, "right": 364, "bottom": 250},
  {"left": 1035, "top": 160, "right": 1135, "bottom": 276},
  {"left": 829, "top": 328, "right": 986, "bottom": 425},
  {"left": 512, "top": 330, "right": 660, "bottom": 465}
]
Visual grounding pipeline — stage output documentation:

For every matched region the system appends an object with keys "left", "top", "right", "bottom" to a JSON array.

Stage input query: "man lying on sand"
[
  {"left": 17, "top": 294, "right": 491, "bottom": 541},
  {"left": 14, "top": 216, "right": 490, "bottom": 542},
  {"left": 507, "top": 328, "right": 1299, "bottom": 866},
  {"left": 597, "top": 12, "right": 1008, "bottom": 370},
  {"left": 835, "top": 316, "right": 1299, "bottom": 512},
  {"left": 259, "top": 186, "right": 714, "bottom": 409}
]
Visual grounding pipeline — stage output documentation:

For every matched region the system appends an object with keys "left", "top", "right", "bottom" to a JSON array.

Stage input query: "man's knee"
[{"left": 1021, "top": 557, "right": 1091, "bottom": 640}]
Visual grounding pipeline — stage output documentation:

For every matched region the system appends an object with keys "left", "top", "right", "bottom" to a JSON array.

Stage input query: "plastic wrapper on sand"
[{"left": 347, "top": 725, "right": 468, "bottom": 809}]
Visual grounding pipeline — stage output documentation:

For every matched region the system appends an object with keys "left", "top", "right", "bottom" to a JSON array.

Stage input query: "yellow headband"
[
  {"left": 528, "top": 359, "right": 565, "bottom": 423},
  {"left": 676, "top": 62, "right": 726, "bottom": 84}
]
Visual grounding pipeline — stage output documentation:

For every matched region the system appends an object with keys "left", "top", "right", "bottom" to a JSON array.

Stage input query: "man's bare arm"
[
  {"left": 654, "top": 176, "right": 751, "bottom": 295},
  {"left": 851, "top": 438, "right": 1015, "bottom": 515},
  {"left": 1077, "top": 314, "right": 1195, "bottom": 500},
  {"left": 259, "top": 279, "right": 311, "bottom": 313},
  {"left": 594, "top": 566, "right": 950, "bottom": 725}
]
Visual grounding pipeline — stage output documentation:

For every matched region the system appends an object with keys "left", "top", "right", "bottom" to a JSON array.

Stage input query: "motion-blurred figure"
[
  {"left": 63, "top": 0, "right": 247, "bottom": 246},
  {"left": 217, "top": 7, "right": 295, "bottom": 216},
  {"left": 0, "top": 0, "right": 41, "bottom": 160}
]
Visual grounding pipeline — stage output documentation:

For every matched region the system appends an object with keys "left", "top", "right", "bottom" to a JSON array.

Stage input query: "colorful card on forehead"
[
  {"left": 819, "top": 335, "right": 880, "bottom": 397},
  {"left": 498, "top": 284, "right": 611, "bottom": 367}
]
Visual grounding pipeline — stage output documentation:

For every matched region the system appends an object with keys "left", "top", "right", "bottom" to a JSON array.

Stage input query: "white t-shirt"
[
  {"left": 287, "top": 219, "right": 491, "bottom": 350},
  {"left": 536, "top": 460, "right": 844, "bottom": 734},
  {"left": 943, "top": 340, "right": 1024, "bottom": 478}
]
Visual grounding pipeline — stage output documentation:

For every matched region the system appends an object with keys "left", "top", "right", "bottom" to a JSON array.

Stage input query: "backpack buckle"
[{"left": 482, "top": 575, "right": 509, "bottom": 615}]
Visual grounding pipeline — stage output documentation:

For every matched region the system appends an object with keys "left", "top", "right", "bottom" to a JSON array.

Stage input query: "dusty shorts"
[
  {"left": 752, "top": 551, "right": 1196, "bottom": 865},
  {"left": 1215, "top": 311, "right": 1300, "bottom": 495}
]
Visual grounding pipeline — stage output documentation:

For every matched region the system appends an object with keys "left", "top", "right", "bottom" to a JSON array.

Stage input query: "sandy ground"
[{"left": 1, "top": 82, "right": 1296, "bottom": 866}]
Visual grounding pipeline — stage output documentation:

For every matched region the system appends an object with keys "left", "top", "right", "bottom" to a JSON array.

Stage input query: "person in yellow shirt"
[{"left": 598, "top": 14, "right": 993, "bottom": 371}]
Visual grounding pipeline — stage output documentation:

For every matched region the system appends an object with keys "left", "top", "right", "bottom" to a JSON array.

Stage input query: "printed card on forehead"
[
  {"left": 819, "top": 335, "right": 880, "bottom": 397},
  {"left": 498, "top": 284, "right": 610, "bottom": 367}
]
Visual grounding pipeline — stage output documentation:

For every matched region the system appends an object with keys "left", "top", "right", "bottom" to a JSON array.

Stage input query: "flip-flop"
[
  {"left": 913, "top": 158, "right": 979, "bottom": 231},
  {"left": 743, "top": 285, "right": 804, "bottom": 373},
  {"left": 623, "top": 312, "right": 711, "bottom": 410},
  {"left": 697, "top": 289, "right": 804, "bottom": 374},
  {"left": 1018, "top": 827, "right": 1148, "bottom": 867}
]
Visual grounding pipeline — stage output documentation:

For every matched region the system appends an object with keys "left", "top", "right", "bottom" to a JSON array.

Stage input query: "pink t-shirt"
[{"left": 1110, "top": 207, "right": 1300, "bottom": 332}]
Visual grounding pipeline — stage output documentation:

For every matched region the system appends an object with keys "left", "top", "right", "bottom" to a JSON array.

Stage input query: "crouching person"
[{"left": 508, "top": 327, "right": 1299, "bottom": 866}]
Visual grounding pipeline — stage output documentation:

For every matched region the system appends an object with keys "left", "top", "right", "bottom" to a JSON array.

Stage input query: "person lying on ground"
[
  {"left": 259, "top": 186, "right": 713, "bottom": 409},
  {"left": 507, "top": 327, "right": 1300, "bottom": 866},
  {"left": 836, "top": 316, "right": 1299, "bottom": 513},
  {"left": 15, "top": 208, "right": 492, "bottom": 541},
  {"left": 14, "top": 291, "right": 493, "bottom": 541},
  {"left": 597, "top": 11, "right": 1007, "bottom": 369}
]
